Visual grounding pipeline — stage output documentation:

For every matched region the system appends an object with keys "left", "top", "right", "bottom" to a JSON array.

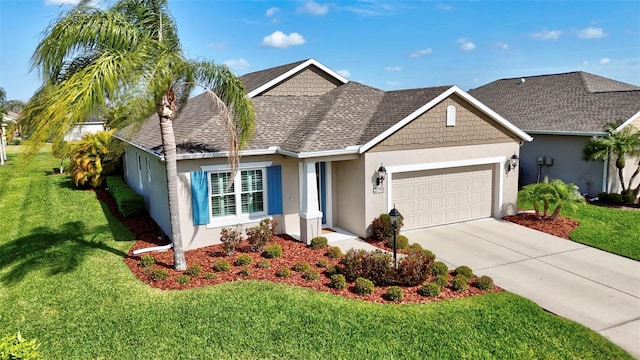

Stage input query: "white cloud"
[
  {"left": 436, "top": 4, "right": 453, "bottom": 11},
  {"left": 298, "top": 1, "right": 329, "bottom": 15},
  {"left": 385, "top": 66, "right": 402, "bottom": 72},
  {"left": 261, "top": 31, "right": 306, "bottom": 48},
  {"left": 409, "top": 48, "right": 432, "bottom": 58},
  {"left": 224, "top": 58, "right": 251, "bottom": 70},
  {"left": 45, "top": 0, "right": 81, "bottom": 5},
  {"left": 265, "top": 7, "right": 279, "bottom": 17},
  {"left": 578, "top": 27, "right": 607, "bottom": 39},
  {"left": 531, "top": 29, "right": 562, "bottom": 40},
  {"left": 336, "top": 69, "right": 351, "bottom": 78},
  {"left": 457, "top": 38, "right": 475, "bottom": 51},
  {"left": 598, "top": 57, "right": 611, "bottom": 65},
  {"left": 494, "top": 42, "right": 509, "bottom": 50}
]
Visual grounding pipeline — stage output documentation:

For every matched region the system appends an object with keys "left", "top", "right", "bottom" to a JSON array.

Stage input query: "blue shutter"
[
  {"left": 190, "top": 171, "right": 209, "bottom": 225},
  {"left": 267, "top": 165, "right": 283, "bottom": 215}
]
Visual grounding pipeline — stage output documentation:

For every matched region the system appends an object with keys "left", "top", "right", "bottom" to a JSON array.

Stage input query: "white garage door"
[{"left": 392, "top": 165, "right": 493, "bottom": 230}]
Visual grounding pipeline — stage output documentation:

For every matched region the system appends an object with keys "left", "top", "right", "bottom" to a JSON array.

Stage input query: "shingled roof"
[{"left": 469, "top": 71, "right": 640, "bottom": 134}]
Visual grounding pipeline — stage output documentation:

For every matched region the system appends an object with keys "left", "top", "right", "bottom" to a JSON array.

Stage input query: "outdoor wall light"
[
  {"left": 376, "top": 164, "right": 387, "bottom": 186},
  {"left": 507, "top": 154, "right": 519, "bottom": 173}
]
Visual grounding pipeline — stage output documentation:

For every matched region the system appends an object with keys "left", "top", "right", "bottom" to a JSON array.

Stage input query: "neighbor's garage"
[{"left": 392, "top": 164, "right": 493, "bottom": 229}]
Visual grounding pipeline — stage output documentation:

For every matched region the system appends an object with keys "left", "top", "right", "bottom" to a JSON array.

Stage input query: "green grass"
[
  {"left": 0, "top": 145, "right": 632, "bottom": 359},
  {"left": 517, "top": 196, "right": 640, "bottom": 261}
]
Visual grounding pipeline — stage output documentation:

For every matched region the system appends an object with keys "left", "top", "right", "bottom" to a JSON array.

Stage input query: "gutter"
[{"left": 524, "top": 130, "right": 607, "bottom": 137}]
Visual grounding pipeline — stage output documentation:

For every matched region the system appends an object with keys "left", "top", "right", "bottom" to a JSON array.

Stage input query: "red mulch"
[
  {"left": 502, "top": 213, "right": 580, "bottom": 239},
  {"left": 95, "top": 189, "right": 502, "bottom": 303}
]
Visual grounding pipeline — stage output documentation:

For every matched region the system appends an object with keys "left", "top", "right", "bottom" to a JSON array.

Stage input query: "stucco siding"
[
  {"left": 371, "top": 95, "right": 518, "bottom": 152},
  {"left": 608, "top": 154, "right": 640, "bottom": 195},
  {"left": 334, "top": 158, "right": 366, "bottom": 237},
  {"left": 520, "top": 135, "right": 605, "bottom": 196},
  {"left": 262, "top": 66, "right": 341, "bottom": 96}
]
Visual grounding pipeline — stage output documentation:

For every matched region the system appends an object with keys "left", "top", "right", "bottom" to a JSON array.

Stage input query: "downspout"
[
  {"left": 132, "top": 243, "right": 173, "bottom": 255},
  {"left": 602, "top": 158, "right": 609, "bottom": 193}
]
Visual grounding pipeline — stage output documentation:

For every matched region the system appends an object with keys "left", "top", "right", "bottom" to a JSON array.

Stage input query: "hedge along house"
[
  {"left": 116, "top": 59, "right": 532, "bottom": 250},
  {"left": 470, "top": 72, "right": 640, "bottom": 197}
]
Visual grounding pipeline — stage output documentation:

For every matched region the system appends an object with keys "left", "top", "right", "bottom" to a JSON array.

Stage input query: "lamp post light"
[{"left": 388, "top": 206, "right": 401, "bottom": 268}]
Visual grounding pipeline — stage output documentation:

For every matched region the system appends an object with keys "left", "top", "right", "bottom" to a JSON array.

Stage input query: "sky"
[{"left": 1, "top": 0, "right": 639, "bottom": 102}]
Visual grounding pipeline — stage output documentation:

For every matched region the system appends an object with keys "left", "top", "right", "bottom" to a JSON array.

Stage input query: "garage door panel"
[{"left": 393, "top": 165, "right": 493, "bottom": 229}]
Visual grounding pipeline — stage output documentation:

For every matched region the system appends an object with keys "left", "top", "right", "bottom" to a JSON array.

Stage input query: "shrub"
[
  {"left": 433, "top": 275, "right": 449, "bottom": 288},
  {"left": 324, "top": 265, "right": 339, "bottom": 277},
  {"left": 246, "top": 218, "right": 278, "bottom": 252},
  {"left": 213, "top": 259, "right": 231, "bottom": 272},
  {"left": 597, "top": 192, "right": 609, "bottom": 203},
  {"left": 371, "top": 213, "right": 404, "bottom": 241},
  {"left": 340, "top": 249, "right": 394, "bottom": 285},
  {"left": 386, "top": 234, "right": 409, "bottom": 250},
  {"left": 385, "top": 286, "right": 404, "bottom": 302},
  {"left": 238, "top": 267, "right": 251, "bottom": 276},
  {"left": 0, "top": 332, "right": 41, "bottom": 360},
  {"left": 220, "top": 226, "right": 243, "bottom": 256},
  {"left": 395, "top": 250, "right": 435, "bottom": 286},
  {"left": 329, "top": 274, "right": 346, "bottom": 289},
  {"left": 176, "top": 275, "right": 190, "bottom": 285},
  {"left": 256, "top": 260, "right": 271, "bottom": 269},
  {"left": 302, "top": 270, "right": 320, "bottom": 281},
  {"left": 276, "top": 268, "right": 290, "bottom": 278},
  {"left": 473, "top": 275, "right": 494, "bottom": 290},
  {"left": 622, "top": 192, "right": 637, "bottom": 205},
  {"left": 70, "top": 130, "right": 120, "bottom": 188},
  {"left": 262, "top": 244, "right": 283, "bottom": 259},
  {"left": 184, "top": 264, "right": 202, "bottom": 277},
  {"left": 419, "top": 282, "right": 441, "bottom": 297},
  {"left": 147, "top": 268, "right": 169, "bottom": 281},
  {"left": 310, "top": 236, "right": 328, "bottom": 249},
  {"left": 235, "top": 254, "right": 252, "bottom": 266},
  {"left": 292, "top": 262, "right": 311, "bottom": 273},
  {"left": 316, "top": 258, "right": 329, "bottom": 268},
  {"left": 407, "top": 243, "right": 424, "bottom": 253},
  {"left": 139, "top": 254, "right": 156, "bottom": 268},
  {"left": 353, "top": 277, "right": 375, "bottom": 295},
  {"left": 431, "top": 261, "right": 449, "bottom": 276},
  {"left": 326, "top": 246, "right": 342, "bottom": 258},
  {"left": 454, "top": 265, "right": 473, "bottom": 278},
  {"left": 106, "top": 176, "right": 144, "bottom": 218},
  {"left": 203, "top": 272, "right": 218, "bottom": 280},
  {"left": 452, "top": 275, "right": 469, "bottom": 292},
  {"left": 608, "top": 193, "right": 623, "bottom": 205}
]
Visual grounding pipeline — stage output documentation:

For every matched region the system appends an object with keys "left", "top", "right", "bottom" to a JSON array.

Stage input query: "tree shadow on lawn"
[{"left": 0, "top": 221, "right": 129, "bottom": 285}]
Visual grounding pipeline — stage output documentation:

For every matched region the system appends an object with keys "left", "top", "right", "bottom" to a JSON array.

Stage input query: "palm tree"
[
  {"left": 18, "top": 0, "right": 255, "bottom": 270},
  {"left": 519, "top": 178, "right": 557, "bottom": 219},
  {"left": 583, "top": 124, "right": 640, "bottom": 194},
  {"left": 547, "top": 179, "right": 584, "bottom": 220}
]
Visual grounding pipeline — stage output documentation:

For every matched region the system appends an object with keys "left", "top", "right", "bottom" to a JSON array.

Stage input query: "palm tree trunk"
[
  {"left": 158, "top": 89, "right": 187, "bottom": 271},
  {"left": 628, "top": 162, "right": 639, "bottom": 194},
  {"left": 533, "top": 201, "right": 541, "bottom": 219},
  {"left": 548, "top": 204, "right": 562, "bottom": 220}
]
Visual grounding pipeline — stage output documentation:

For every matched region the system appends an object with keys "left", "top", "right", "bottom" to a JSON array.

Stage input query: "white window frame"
[
  {"left": 446, "top": 105, "right": 456, "bottom": 127},
  {"left": 202, "top": 162, "right": 272, "bottom": 227},
  {"left": 146, "top": 157, "right": 152, "bottom": 183},
  {"left": 136, "top": 153, "right": 143, "bottom": 189}
]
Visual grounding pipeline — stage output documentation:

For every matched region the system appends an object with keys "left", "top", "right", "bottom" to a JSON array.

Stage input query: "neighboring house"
[
  {"left": 116, "top": 59, "right": 532, "bottom": 250},
  {"left": 470, "top": 72, "right": 640, "bottom": 197},
  {"left": 64, "top": 117, "right": 105, "bottom": 142}
]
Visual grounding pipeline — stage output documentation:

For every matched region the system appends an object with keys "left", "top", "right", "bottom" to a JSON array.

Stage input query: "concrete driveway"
[{"left": 401, "top": 219, "right": 640, "bottom": 358}]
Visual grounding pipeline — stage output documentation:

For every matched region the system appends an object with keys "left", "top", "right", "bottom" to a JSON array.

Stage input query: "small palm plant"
[
  {"left": 547, "top": 179, "right": 584, "bottom": 220},
  {"left": 519, "top": 177, "right": 583, "bottom": 220}
]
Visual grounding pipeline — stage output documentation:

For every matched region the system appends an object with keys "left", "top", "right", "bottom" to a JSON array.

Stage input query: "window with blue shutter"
[
  {"left": 190, "top": 171, "right": 210, "bottom": 225},
  {"left": 267, "top": 165, "right": 283, "bottom": 215}
]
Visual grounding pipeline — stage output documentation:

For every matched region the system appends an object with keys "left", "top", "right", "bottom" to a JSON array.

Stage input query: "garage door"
[{"left": 392, "top": 165, "right": 493, "bottom": 230}]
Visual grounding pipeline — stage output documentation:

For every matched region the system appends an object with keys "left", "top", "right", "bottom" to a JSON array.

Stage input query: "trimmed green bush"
[
  {"left": 622, "top": 192, "right": 637, "bottom": 205},
  {"left": 431, "top": 261, "right": 448, "bottom": 276},
  {"left": 276, "top": 268, "right": 290, "bottom": 278},
  {"left": 473, "top": 275, "right": 494, "bottom": 290},
  {"left": 256, "top": 260, "right": 271, "bottom": 269},
  {"left": 139, "top": 254, "right": 155, "bottom": 268},
  {"left": 302, "top": 270, "right": 320, "bottom": 281},
  {"left": 238, "top": 267, "right": 251, "bottom": 276},
  {"left": 407, "top": 243, "right": 424, "bottom": 253},
  {"left": 419, "top": 282, "right": 441, "bottom": 297},
  {"left": 329, "top": 274, "right": 347, "bottom": 289},
  {"left": 386, "top": 234, "right": 409, "bottom": 250},
  {"left": 371, "top": 213, "right": 404, "bottom": 241},
  {"left": 105, "top": 176, "right": 144, "bottom": 218},
  {"left": 452, "top": 275, "right": 469, "bottom": 292},
  {"left": 310, "top": 236, "right": 328, "bottom": 249},
  {"left": 235, "top": 254, "right": 252, "bottom": 266},
  {"left": 292, "top": 262, "right": 311, "bottom": 273},
  {"left": 454, "top": 265, "right": 473, "bottom": 278},
  {"left": 395, "top": 250, "right": 435, "bottom": 286},
  {"left": 202, "top": 272, "right": 218, "bottom": 280},
  {"left": 326, "top": 246, "right": 342, "bottom": 258},
  {"left": 353, "top": 277, "right": 375, "bottom": 295},
  {"left": 433, "top": 275, "right": 449, "bottom": 288},
  {"left": 385, "top": 286, "right": 404, "bottom": 302},
  {"left": 262, "top": 244, "right": 283, "bottom": 259},
  {"left": 316, "top": 258, "right": 329, "bottom": 268},
  {"left": 184, "top": 264, "right": 202, "bottom": 277},
  {"left": 608, "top": 193, "right": 623, "bottom": 205},
  {"left": 0, "top": 332, "right": 41, "bottom": 360},
  {"left": 325, "top": 265, "right": 339, "bottom": 277},
  {"left": 340, "top": 249, "right": 394, "bottom": 284},
  {"left": 147, "top": 268, "right": 169, "bottom": 281},
  {"left": 176, "top": 275, "right": 190, "bottom": 285},
  {"left": 213, "top": 259, "right": 231, "bottom": 272}
]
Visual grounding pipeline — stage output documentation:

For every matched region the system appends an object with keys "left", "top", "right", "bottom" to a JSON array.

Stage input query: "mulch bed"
[
  {"left": 95, "top": 189, "right": 502, "bottom": 303},
  {"left": 502, "top": 213, "right": 580, "bottom": 239}
]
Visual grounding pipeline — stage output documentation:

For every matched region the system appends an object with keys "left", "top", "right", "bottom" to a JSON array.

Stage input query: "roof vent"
[{"left": 519, "top": 78, "right": 526, "bottom": 84}]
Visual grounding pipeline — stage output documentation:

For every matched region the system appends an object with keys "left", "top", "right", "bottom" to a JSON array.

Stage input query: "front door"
[{"left": 316, "top": 162, "right": 327, "bottom": 225}]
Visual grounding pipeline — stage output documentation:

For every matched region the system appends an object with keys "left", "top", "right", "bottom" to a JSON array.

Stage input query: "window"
[
  {"left": 146, "top": 157, "right": 151, "bottom": 182},
  {"left": 136, "top": 154, "right": 142, "bottom": 189},
  {"left": 209, "top": 169, "right": 265, "bottom": 218},
  {"left": 446, "top": 105, "right": 456, "bottom": 127}
]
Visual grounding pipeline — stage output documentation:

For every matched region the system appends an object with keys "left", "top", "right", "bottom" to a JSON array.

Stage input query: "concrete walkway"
[{"left": 332, "top": 218, "right": 640, "bottom": 358}]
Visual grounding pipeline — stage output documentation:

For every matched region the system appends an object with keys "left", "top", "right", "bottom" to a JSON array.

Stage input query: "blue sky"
[{"left": 1, "top": 0, "right": 639, "bottom": 102}]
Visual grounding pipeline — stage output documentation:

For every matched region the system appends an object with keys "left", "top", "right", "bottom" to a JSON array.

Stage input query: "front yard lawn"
[{"left": 0, "top": 146, "right": 633, "bottom": 359}]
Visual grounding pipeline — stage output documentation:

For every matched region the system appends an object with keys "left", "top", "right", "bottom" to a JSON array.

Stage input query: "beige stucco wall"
[
  {"left": 333, "top": 157, "right": 366, "bottom": 236},
  {"left": 262, "top": 66, "right": 342, "bottom": 96}
]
